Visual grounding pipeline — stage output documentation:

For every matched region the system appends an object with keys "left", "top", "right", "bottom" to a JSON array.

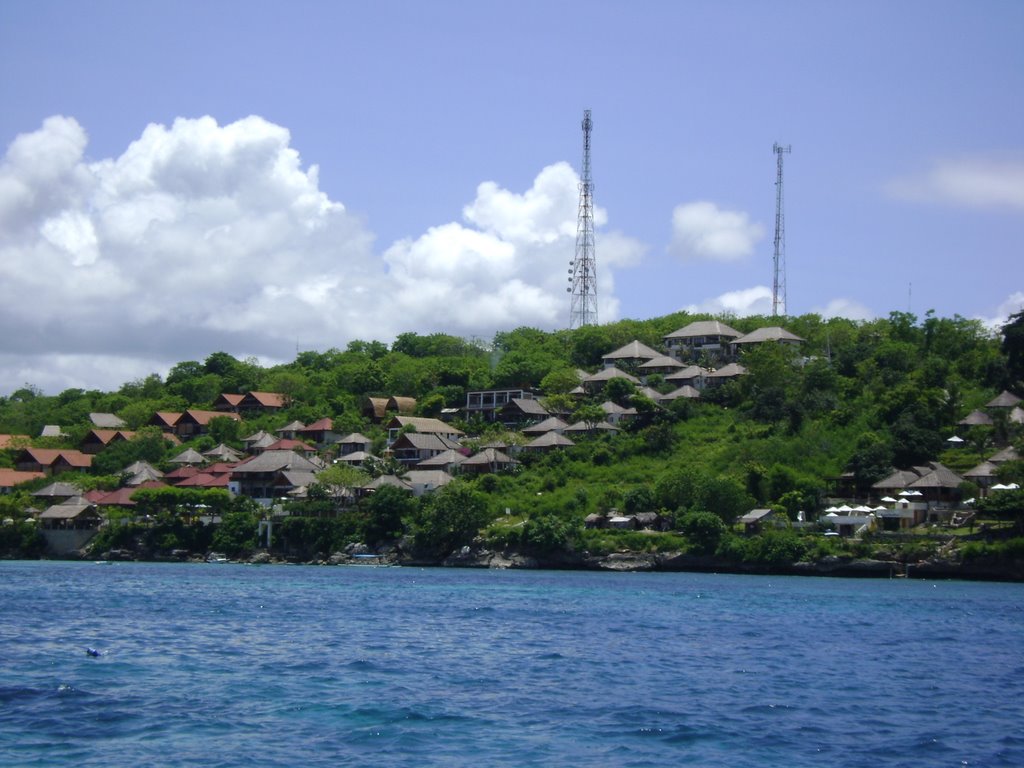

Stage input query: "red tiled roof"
[
  {"left": 265, "top": 439, "right": 316, "bottom": 452},
  {"left": 244, "top": 392, "right": 286, "bottom": 408},
  {"left": 0, "top": 468, "right": 46, "bottom": 488},
  {"left": 19, "top": 448, "right": 93, "bottom": 468},
  {"left": 176, "top": 473, "right": 231, "bottom": 488},
  {"left": 300, "top": 418, "right": 333, "bottom": 432},
  {"left": 0, "top": 434, "right": 31, "bottom": 450}
]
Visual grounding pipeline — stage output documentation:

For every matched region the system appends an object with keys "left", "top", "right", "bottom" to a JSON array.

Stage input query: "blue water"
[{"left": 1, "top": 563, "right": 1022, "bottom": 767}]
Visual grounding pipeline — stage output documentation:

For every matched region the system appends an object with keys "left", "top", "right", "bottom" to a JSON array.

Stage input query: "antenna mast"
[
  {"left": 569, "top": 109, "right": 598, "bottom": 329},
  {"left": 772, "top": 142, "right": 791, "bottom": 317}
]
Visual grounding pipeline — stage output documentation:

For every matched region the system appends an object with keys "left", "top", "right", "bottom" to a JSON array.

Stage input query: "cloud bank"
[
  {"left": 0, "top": 115, "right": 643, "bottom": 394},
  {"left": 886, "top": 156, "right": 1024, "bottom": 211},
  {"left": 669, "top": 201, "right": 764, "bottom": 262}
]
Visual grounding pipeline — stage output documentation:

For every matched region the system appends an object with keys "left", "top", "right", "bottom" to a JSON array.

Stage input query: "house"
[
  {"left": 416, "top": 449, "right": 469, "bottom": 473},
  {"left": 334, "top": 451, "right": 377, "bottom": 468},
  {"left": 230, "top": 450, "right": 323, "bottom": 502},
  {"left": 703, "top": 363, "right": 747, "bottom": 387},
  {"left": 664, "top": 365, "right": 709, "bottom": 389},
  {"left": 958, "top": 409, "right": 993, "bottom": 427},
  {"left": 601, "top": 340, "right": 662, "bottom": 371},
  {"left": 212, "top": 393, "right": 245, "bottom": 412},
  {"left": 298, "top": 418, "right": 339, "bottom": 449},
  {"left": 173, "top": 409, "right": 240, "bottom": 439},
  {"left": 38, "top": 500, "right": 102, "bottom": 530},
  {"left": 242, "top": 430, "right": 277, "bottom": 453},
  {"left": 385, "top": 416, "right": 464, "bottom": 445},
  {"left": 498, "top": 397, "right": 549, "bottom": 427},
  {"left": 16, "top": 448, "right": 92, "bottom": 476},
  {"left": 964, "top": 461, "right": 999, "bottom": 496},
  {"left": 390, "top": 432, "right": 463, "bottom": 466},
  {"left": 460, "top": 448, "right": 518, "bottom": 474},
  {"left": 386, "top": 396, "right": 417, "bottom": 415},
  {"left": 275, "top": 420, "right": 306, "bottom": 440},
  {"left": 731, "top": 326, "right": 804, "bottom": 355},
  {"left": 89, "top": 412, "right": 127, "bottom": 429},
  {"left": 581, "top": 367, "right": 640, "bottom": 393},
  {"left": 261, "top": 439, "right": 318, "bottom": 458},
  {"left": 657, "top": 385, "right": 701, "bottom": 406},
  {"left": 238, "top": 391, "right": 287, "bottom": 414},
  {"left": 638, "top": 355, "right": 685, "bottom": 377},
  {"left": 0, "top": 468, "right": 46, "bottom": 493},
  {"left": 336, "top": 433, "right": 373, "bottom": 456},
  {"left": 738, "top": 508, "right": 776, "bottom": 534},
  {"left": 465, "top": 389, "right": 538, "bottom": 422},
  {"left": 600, "top": 401, "right": 637, "bottom": 425},
  {"left": 31, "top": 481, "right": 84, "bottom": 505},
  {"left": 150, "top": 411, "right": 182, "bottom": 433},
  {"left": 990, "top": 446, "right": 1020, "bottom": 464},
  {"left": 121, "top": 461, "right": 164, "bottom": 485},
  {"left": 663, "top": 320, "right": 742, "bottom": 361},
  {"left": 522, "top": 432, "right": 576, "bottom": 452},
  {"left": 80, "top": 429, "right": 136, "bottom": 455},
  {"left": 202, "top": 444, "right": 243, "bottom": 463},
  {"left": 403, "top": 469, "right": 454, "bottom": 496},
  {"left": 363, "top": 395, "right": 417, "bottom": 422},
  {"left": 564, "top": 420, "right": 620, "bottom": 437}
]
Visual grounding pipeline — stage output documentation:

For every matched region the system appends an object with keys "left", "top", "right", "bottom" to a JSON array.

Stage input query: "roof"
[
  {"left": 338, "top": 432, "right": 371, "bottom": 445},
  {"left": 83, "top": 429, "right": 135, "bottom": 446},
  {"left": 565, "top": 420, "right": 619, "bottom": 433},
  {"left": 659, "top": 385, "right": 701, "bottom": 401},
  {"left": 417, "top": 449, "right": 469, "bottom": 468},
  {"left": 602, "top": 340, "right": 662, "bottom": 361},
  {"left": 89, "top": 412, "right": 126, "bottom": 428},
  {"left": 243, "top": 392, "right": 287, "bottom": 409},
  {"left": 40, "top": 425, "right": 67, "bottom": 438},
  {"left": 363, "top": 474, "right": 413, "bottom": 492},
  {"left": 203, "top": 444, "right": 243, "bottom": 461},
  {"left": 990, "top": 446, "right": 1020, "bottom": 464},
  {"left": 169, "top": 448, "right": 206, "bottom": 465},
  {"left": 364, "top": 397, "right": 389, "bottom": 418},
  {"left": 705, "top": 363, "right": 747, "bottom": 378},
  {"left": 0, "top": 468, "right": 46, "bottom": 488},
  {"left": 19, "top": 448, "right": 92, "bottom": 469},
  {"left": 732, "top": 327, "right": 804, "bottom": 345},
  {"left": 276, "top": 420, "right": 306, "bottom": 433},
  {"left": 386, "top": 396, "right": 417, "bottom": 414},
  {"left": 179, "top": 409, "right": 240, "bottom": 425},
  {"left": 231, "top": 450, "right": 322, "bottom": 474},
  {"left": 959, "top": 410, "right": 994, "bottom": 427},
  {"left": 987, "top": 390, "right": 1022, "bottom": 408},
  {"left": 664, "top": 320, "right": 742, "bottom": 340},
  {"left": 403, "top": 469, "right": 454, "bottom": 489},
  {"left": 336, "top": 451, "right": 376, "bottom": 464},
  {"left": 873, "top": 469, "right": 924, "bottom": 490},
  {"left": 387, "top": 416, "right": 464, "bottom": 435},
  {"left": 215, "top": 393, "right": 245, "bottom": 407},
  {"left": 522, "top": 416, "right": 570, "bottom": 436},
  {"left": 151, "top": 412, "right": 182, "bottom": 428},
  {"left": 39, "top": 501, "right": 100, "bottom": 520},
  {"left": 638, "top": 355, "right": 685, "bottom": 370},
  {"left": 739, "top": 509, "right": 775, "bottom": 524},
  {"left": 964, "top": 461, "right": 999, "bottom": 479},
  {"left": 524, "top": 432, "right": 576, "bottom": 449},
  {"left": 502, "top": 398, "right": 549, "bottom": 416},
  {"left": 264, "top": 439, "right": 316, "bottom": 452},
  {"left": 462, "top": 448, "right": 515, "bottom": 466},
  {"left": 391, "top": 432, "right": 462, "bottom": 452},
  {"left": 32, "top": 481, "right": 84, "bottom": 498},
  {"left": 299, "top": 418, "right": 334, "bottom": 432},
  {"left": 908, "top": 463, "right": 964, "bottom": 490},
  {"left": 583, "top": 367, "right": 641, "bottom": 384}
]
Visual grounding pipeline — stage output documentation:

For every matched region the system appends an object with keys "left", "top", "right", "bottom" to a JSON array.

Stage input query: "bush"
[{"left": 677, "top": 510, "right": 727, "bottom": 555}]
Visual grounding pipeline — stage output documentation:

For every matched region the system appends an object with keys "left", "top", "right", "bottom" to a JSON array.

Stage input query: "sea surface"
[{"left": 1, "top": 561, "right": 1022, "bottom": 767}]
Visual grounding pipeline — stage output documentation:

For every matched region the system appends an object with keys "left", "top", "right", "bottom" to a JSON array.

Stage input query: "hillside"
[{"left": 2, "top": 308, "right": 1023, "bottom": 574}]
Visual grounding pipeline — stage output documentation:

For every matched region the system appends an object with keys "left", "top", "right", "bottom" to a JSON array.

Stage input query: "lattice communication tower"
[
  {"left": 772, "top": 142, "right": 791, "bottom": 317},
  {"left": 569, "top": 109, "right": 598, "bottom": 329}
]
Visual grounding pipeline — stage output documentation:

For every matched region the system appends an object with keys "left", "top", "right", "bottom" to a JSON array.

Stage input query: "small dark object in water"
[{"left": 86, "top": 647, "right": 101, "bottom": 657}]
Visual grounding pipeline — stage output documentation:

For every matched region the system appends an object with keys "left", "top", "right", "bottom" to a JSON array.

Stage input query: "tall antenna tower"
[
  {"left": 569, "top": 109, "right": 598, "bottom": 329},
  {"left": 772, "top": 142, "right": 791, "bottom": 317}
]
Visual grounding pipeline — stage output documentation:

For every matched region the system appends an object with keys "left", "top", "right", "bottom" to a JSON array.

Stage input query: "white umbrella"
[
  {"left": 991, "top": 483, "right": 1009, "bottom": 491},
  {"left": 946, "top": 435, "right": 964, "bottom": 443},
  {"left": 1007, "top": 483, "right": 1021, "bottom": 490},
  {"left": 825, "top": 506, "right": 840, "bottom": 513},
  {"left": 873, "top": 505, "right": 888, "bottom": 511},
  {"left": 837, "top": 504, "right": 853, "bottom": 513},
  {"left": 881, "top": 496, "right": 898, "bottom": 503}
]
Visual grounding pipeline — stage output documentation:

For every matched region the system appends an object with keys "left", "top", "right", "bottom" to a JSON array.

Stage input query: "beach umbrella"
[
  {"left": 854, "top": 505, "right": 873, "bottom": 513},
  {"left": 946, "top": 435, "right": 964, "bottom": 444},
  {"left": 881, "top": 496, "right": 898, "bottom": 503},
  {"left": 991, "top": 484, "right": 1009, "bottom": 491},
  {"left": 1007, "top": 483, "right": 1021, "bottom": 490},
  {"left": 825, "top": 506, "right": 840, "bottom": 513}
]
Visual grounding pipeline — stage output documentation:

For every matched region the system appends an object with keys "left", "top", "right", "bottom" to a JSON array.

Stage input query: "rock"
[{"left": 248, "top": 551, "right": 272, "bottom": 565}]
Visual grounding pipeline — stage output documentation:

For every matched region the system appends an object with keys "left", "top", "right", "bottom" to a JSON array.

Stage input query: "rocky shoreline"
[{"left": 79, "top": 544, "right": 1024, "bottom": 582}]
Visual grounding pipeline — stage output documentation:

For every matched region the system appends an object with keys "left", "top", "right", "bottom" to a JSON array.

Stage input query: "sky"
[{"left": 1, "top": 0, "right": 1022, "bottom": 396}]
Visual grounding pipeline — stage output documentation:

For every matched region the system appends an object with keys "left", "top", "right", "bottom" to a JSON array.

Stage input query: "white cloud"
[
  {"left": 685, "top": 286, "right": 773, "bottom": 316},
  {"left": 887, "top": 157, "right": 1024, "bottom": 210},
  {"left": 0, "top": 115, "right": 643, "bottom": 393},
  {"left": 812, "top": 298, "right": 876, "bottom": 321},
  {"left": 669, "top": 201, "right": 765, "bottom": 262},
  {"left": 977, "top": 291, "right": 1024, "bottom": 331}
]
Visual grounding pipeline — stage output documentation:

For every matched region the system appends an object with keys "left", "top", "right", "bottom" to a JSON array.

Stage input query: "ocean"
[{"left": 1, "top": 561, "right": 1022, "bottom": 767}]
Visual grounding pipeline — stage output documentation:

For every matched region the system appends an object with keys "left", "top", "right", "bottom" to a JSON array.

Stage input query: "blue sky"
[{"left": 1, "top": 0, "right": 1022, "bottom": 394}]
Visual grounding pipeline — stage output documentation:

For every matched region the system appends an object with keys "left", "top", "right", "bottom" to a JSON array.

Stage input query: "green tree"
[
  {"left": 408, "top": 483, "right": 493, "bottom": 556},
  {"left": 678, "top": 509, "right": 727, "bottom": 555}
]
